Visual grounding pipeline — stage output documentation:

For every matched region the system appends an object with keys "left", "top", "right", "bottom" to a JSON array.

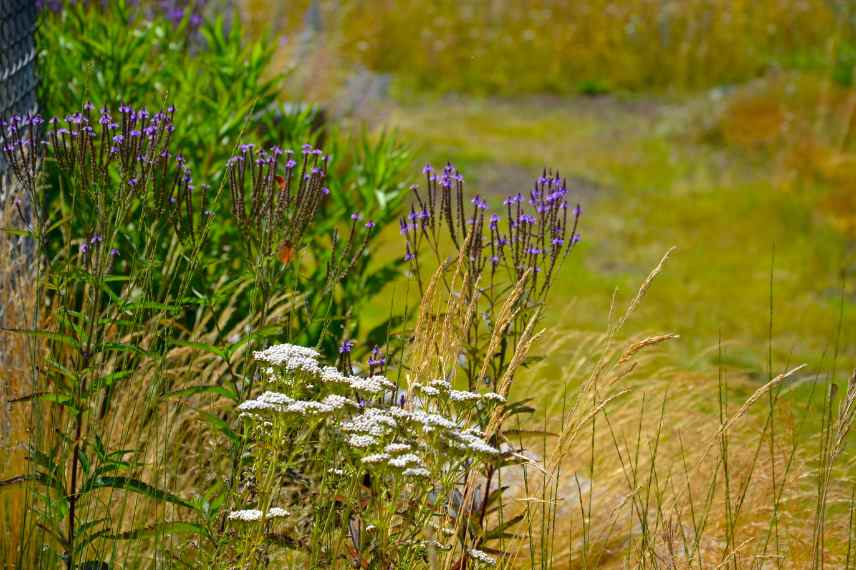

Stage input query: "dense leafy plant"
[
  {"left": 0, "top": 92, "right": 407, "bottom": 566},
  {"left": 36, "top": 1, "right": 411, "bottom": 355}
]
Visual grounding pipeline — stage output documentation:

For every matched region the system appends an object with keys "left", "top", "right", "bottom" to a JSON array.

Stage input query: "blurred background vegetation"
[{"left": 234, "top": 0, "right": 856, "bottom": 378}]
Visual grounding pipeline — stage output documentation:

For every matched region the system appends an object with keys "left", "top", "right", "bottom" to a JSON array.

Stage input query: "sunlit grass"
[{"left": 364, "top": 90, "right": 856, "bottom": 379}]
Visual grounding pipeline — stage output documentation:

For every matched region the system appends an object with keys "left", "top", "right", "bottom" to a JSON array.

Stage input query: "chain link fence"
[
  {"left": 0, "top": 0, "right": 37, "bottom": 366},
  {"left": 0, "top": 0, "right": 38, "bottom": 186}
]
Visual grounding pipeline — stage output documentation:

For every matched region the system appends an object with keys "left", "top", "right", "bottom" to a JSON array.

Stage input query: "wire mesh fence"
[
  {"left": 0, "top": 0, "right": 38, "bottom": 185},
  {"left": 0, "top": 0, "right": 37, "bottom": 355}
]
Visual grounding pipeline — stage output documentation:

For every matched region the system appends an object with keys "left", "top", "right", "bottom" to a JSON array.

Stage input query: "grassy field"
[
  {"left": 2, "top": 1, "right": 855, "bottom": 567},
  {"left": 362, "top": 85, "right": 856, "bottom": 379}
]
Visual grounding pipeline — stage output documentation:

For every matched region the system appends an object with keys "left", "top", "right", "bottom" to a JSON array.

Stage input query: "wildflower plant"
[
  {"left": 0, "top": 105, "right": 217, "bottom": 567},
  {"left": 402, "top": 163, "right": 581, "bottom": 391},
  {"left": 223, "top": 342, "right": 509, "bottom": 567},
  {"left": 392, "top": 164, "right": 583, "bottom": 564}
]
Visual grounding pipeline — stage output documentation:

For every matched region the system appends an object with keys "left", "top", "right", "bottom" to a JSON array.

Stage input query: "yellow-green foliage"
[{"left": 244, "top": 0, "right": 851, "bottom": 94}]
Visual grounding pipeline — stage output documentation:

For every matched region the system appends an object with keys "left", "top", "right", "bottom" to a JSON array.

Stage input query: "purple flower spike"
[{"left": 368, "top": 346, "right": 386, "bottom": 368}]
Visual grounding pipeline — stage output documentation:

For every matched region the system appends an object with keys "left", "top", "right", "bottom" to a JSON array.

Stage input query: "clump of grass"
[{"left": 507, "top": 252, "right": 856, "bottom": 569}]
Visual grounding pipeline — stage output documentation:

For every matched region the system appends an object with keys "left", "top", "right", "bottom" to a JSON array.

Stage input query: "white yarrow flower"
[
  {"left": 481, "top": 391, "right": 505, "bottom": 403},
  {"left": 449, "top": 389, "right": 481, "bottom": 402},
  {"left": 348, "top": 434, "right": 377, "bottom": 448},
  {"left": 253, "top": 343, "right": 319, "bottom": 365},
  {"left": 384, "top": 443, "right": 411, "bottom": 454},
  {"left": 388, "top": 453, "right": 422, "bottom": 468},
  {"left": 319, "top": 366, "right": 350, "bottom": 385},
  {"left": 468, "top": 548, "right": 496, "bottom": 566},
  {"left": 321, "top": 394, "right": 355, "bottom": 410},
  {"left": 403, "top": 467, "right": 430, "bottom": 478},
  {"left": 361, "top": 453, "right": 391, "bottom": 464},
  {"left": 228, "top": 509, "right": 263, "bottom": 522},
  {"left": 257, "top": 391, "right": 294, "bottom": 406}
]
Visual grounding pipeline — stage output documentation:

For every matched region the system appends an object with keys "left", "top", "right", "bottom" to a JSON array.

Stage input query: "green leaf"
[
  {"left": 166, "top": 384, "right": 238, "bottom": 402},
  {"left": 169, "top": 340, "right": 227, "bottom": 360},
  {"left": 200, "top": 411, "right": 240, "bottom": 444},
  {"left": 101, "top": 342, "right": 149, "bottom": 357},
  {"left": 483, "top": 514, "right": 525, "bottom": 540},
  {"left": 0, "top": 227, "right": 30, "bottom": 237},
  {"left": 83, "top": 476, "right": 194, "bottom": 510},
  {"left": 0, "top": 328, "right": 80, "bottom": 349},
  {"left": 10, "top": 391, "right": 78, "bottom": 411},
  {"left": 502, "top": 429, "right": 558, "bottom": 439},
  {"left": 88, "top": 370, "right": 135, "bottom": 393},
  {"left": 107, "top": 521, "right": 209, "bottom": 541}
]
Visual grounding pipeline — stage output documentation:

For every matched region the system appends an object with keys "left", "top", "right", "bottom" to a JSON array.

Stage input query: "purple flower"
[
  {"left": 321, "top": 187, "right": 330, "bottom": 195},
  {"left": 285, "top": 159, "right": 297, "bottom": 169},
  {"left": 365, "top": 220, "right": 376, "bottom": 229},
  {"left": 110, "top": 248, "right": 120, "bottom": 257},
  {"left": 339, "top": 340, "right": 355, "bottom": 354},
  {"left": 422, "top": 163, "right": 433, "bottom": 174},
  {"left": 368, "top": 346, "right": 386, "bottom": 368},
  {"left": 351, "top": 212, "right": 362, "bottom": 221}
]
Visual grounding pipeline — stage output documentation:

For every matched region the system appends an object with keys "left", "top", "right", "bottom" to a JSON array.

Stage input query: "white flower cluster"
[
  {"left": 340, "top": 408, "right": 398, "bottom": 437},
  {"left": 451, "top": 431, "right": 500, "bottom": 455},
  {"left": 387, "top": 453, "right": 422, "bottom": 468},
  {"left": 348, "top": 375, "right": 396, "bottom": 394},
  {"left": 253, "top": 343, "right": 320, "bottom": 375},
  {"left": 361, "top": 453, "right": 390, "bottom": 464},
  {"left": 384, "top": 442, "right": 411, "bottom": 454},
  {"left": 239, "top": 390, "right": 355, "bottom": 417},
  {"left": 348, "top": 434, "right": 377, "bottom": 448},
  {"left": 227, "top": 507, "right": 289, "bottom": 522},
  {"left": 449, "top": 389, "right": 481, "bottom": 402},
  {"left": 415, "top": 381, "right": 505, "bottom": 405},
  {"left": 468, "top": 548, "right": 497, "bottom": 566},
  {"left": 402, "top": 467, "right": 430, "bottom": 478}
]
